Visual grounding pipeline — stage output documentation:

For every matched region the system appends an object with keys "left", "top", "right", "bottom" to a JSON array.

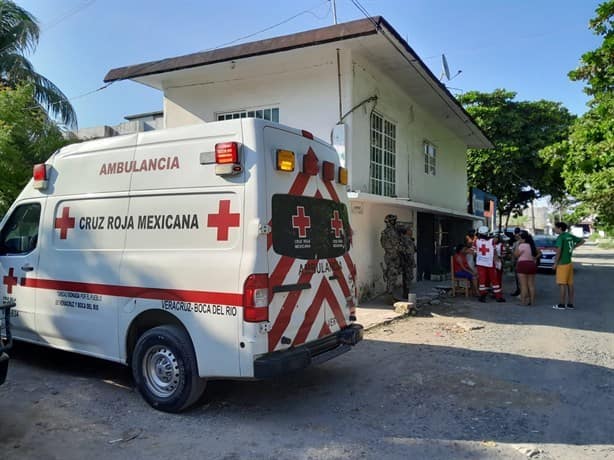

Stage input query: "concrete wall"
[
  {"left": 349, "top": 199, "right": 416, "bottom": 299},
  {"left": 349, "top": 54, "right": 468, "bottom": 211},
  {"left": 160, "top": 46, "right": 469, "bottom": 298},
  {"left": 163, "top": 46, "right": 351, "bottom": 144}
]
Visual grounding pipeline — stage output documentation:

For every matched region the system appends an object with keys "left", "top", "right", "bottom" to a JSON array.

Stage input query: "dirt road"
[{"left": 0, "top": 244, "right": 612, "bottom": 459}]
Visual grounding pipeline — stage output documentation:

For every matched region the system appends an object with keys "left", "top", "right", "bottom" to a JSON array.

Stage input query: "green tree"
[
  {"left": 568, "top": 1, "right": 614, "bottom": 97},
  {"left": 544, "top": 1, "right": 614, "bottom": 230},
  {"left": 0, "top": 84, "right": 68, "bottom": 214},
  {"left": 458, "top": 89, "right": 575, "bottom": 229},
  {"left": 0, "top": 0, "right": 76, "bottom": 127}
]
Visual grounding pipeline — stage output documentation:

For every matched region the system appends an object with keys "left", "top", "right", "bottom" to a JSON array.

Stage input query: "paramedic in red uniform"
[{"left": 474, "top": 226, "right": 506, "bottom": 303}]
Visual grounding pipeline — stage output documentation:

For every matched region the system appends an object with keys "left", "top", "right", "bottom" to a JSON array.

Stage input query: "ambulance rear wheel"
[{"left": 132, "top": 325, "right": 206, "bottom": 413}]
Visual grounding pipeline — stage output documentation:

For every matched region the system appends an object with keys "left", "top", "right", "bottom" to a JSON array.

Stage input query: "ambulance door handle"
[
  {"left": 272, "top": 283, "right": 311, "bottom": 293},
  {"left": 21, "top": 264, "right": 34, "bottom": 272}
]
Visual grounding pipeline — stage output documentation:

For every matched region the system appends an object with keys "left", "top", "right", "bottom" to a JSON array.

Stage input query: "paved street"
[{"left": 0, "top": 244, "right": 612, "bottom": 459}]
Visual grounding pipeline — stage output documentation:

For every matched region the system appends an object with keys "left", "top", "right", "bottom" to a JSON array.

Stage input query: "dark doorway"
[{"left": 417, "top": 212, "right": 434, "bottom": 280}]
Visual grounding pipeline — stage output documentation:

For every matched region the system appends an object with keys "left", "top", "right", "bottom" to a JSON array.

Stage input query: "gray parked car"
[{"left": 534, "top": 235, "right": 558, "bottom": 270}]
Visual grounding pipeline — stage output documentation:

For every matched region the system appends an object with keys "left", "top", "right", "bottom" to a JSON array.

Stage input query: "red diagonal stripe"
[
  {"left": 269, "top": 256, "right": 295, "bottom": 290},
  {"left": 21, "top": 278, "right": 242, "bottom": 305},
  {"left": 294, "top": 279, "right": 347, "bottom": 347},
  {"left": 319, "top": 279, "right": 347, "bottom": 329},
  {"left": 292, "top": 281, "right": 329, "bottom": 346},
  {"left": 324, "top": 180, "right": 340, "bottom": 203},
  {"left": 268, "top": 264, "right": 317, "bottom": 351},
  {"left": 318, "top": 321, "right": 332, "bottom": 339},
  {"left": 327, "top": 258, "right": 351, "bottom": 298},
  {"left": 343, "top": 253, "right": 357, "bottom": 277},
  {"left": 288, "top": 173, "right": 311, "bottom": 197}
]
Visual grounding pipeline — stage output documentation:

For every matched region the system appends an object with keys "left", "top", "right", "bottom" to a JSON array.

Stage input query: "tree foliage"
[
  {"left": 568, "top": 1, "right": 614, "bottom": 96},
  {"left": 0, "top": 85, "right": 68, "bottom": 215},
  {"left": 543, "top": 1, "right": 614, "bottom": 231},
  {"left": 0, "top": 0, "right": 77, "bottom": 127},
  {"left": 458, "top": 89, "right": 575, "bottom": 228}
]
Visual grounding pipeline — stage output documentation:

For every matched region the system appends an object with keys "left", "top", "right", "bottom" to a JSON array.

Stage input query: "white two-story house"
[{"left": 104, "top": 16, "right": 491, "bottom": 299}]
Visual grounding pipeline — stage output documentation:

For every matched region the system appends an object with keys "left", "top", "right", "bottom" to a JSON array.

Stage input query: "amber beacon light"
[{"left": 276, "top": 150, "right": 295, "bottom": 172}]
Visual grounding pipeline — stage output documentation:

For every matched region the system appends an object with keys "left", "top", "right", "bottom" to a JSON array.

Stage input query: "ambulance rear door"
[{"left": 263, "top": 126, "right": 354, "bottom": 354}]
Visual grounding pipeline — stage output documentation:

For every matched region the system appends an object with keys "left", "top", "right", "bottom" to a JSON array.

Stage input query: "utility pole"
[{"left": 332, "top": 0, "right": 338, "bottom": 24}]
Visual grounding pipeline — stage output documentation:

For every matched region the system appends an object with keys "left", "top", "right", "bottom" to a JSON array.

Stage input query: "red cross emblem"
[
  {"left": 207, "top": 200, "right": 240, "bottom": 241},
  {"left": 330, "top": 210, "right": 343, "bottom": 238},
  {"left": 292, "top": 206, "right": 311, "bottom": 238},
  {"left": 55, "top": 207, "right": 75, "bottom": 240},
  {"left": 2, "top": 268, "right": 18, "bottom": 294},
  {"left": 479, "top": 243, "right": 490, "bottom": 256}
]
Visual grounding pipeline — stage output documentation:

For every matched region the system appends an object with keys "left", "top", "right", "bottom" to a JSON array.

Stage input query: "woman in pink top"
[{"left": 514, "top": 231, "right": 541, "bottom": 306}]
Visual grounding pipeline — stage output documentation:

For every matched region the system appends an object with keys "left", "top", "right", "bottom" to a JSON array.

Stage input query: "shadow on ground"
[{"left": 4, "top": 333, "right": 612, "bottom": 452}]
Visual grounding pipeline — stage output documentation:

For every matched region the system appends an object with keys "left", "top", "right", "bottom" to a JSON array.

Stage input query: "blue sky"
[{"left": 18, "top": 0, "right": 602, "bottom": 129}]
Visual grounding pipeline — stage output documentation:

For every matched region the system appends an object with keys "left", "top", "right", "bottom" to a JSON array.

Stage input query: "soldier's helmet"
[{"left": 384, "top": 214, "right": 397, "bottom": 225}]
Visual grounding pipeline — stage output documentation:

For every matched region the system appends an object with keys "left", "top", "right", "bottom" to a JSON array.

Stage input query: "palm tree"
[{"left": 0, "top": 0, "right": 77, "bottom": 127}]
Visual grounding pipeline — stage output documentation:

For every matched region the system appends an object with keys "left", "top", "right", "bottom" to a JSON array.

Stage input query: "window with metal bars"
[
  {"left": 369, "top": 112, "right": 396, "bottom": 197},
  {"left": 424, "top": 141, "right": 437, "bottom": 176},
  {"left": 216, "top": 107, "right": 279, "bottom": 123}
]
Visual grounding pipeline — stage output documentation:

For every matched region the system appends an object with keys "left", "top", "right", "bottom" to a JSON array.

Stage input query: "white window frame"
[
  {"left": 424, "top": 140, "right": 437, "bottom": 176},
  {"left": 216, "top": 106, "right": 279, "bottom": 122},
  {"left": 369, "top": 112, "right": 396, "bottom": 197}
]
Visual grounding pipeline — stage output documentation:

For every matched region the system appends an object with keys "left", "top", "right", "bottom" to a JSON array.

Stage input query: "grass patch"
[{"left": 597, "top": 239, "right": 614, "bottom": 249}]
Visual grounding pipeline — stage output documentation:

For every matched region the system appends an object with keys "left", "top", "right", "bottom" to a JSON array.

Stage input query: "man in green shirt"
[{"left": 552, "top": 222, "right": 584, "bottom": 310}]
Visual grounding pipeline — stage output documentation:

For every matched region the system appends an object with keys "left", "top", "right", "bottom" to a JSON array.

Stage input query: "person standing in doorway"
[{"left": 552, "top": 222, "right": 584, "bottom": 310}]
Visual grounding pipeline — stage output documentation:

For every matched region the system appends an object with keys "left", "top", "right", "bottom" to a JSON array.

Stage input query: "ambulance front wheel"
[{"left": 132, "top": 324, "right": 206, "bottom": 413}]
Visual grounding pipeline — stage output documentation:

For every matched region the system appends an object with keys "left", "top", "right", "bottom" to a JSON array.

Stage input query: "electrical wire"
[
  {"left": 42, "top": 0, "right": 96, "bottom": 32},
  {"left": 189, "top": 0, "right": 331, "bottom": 54},
  {"left": 20, "top": 1, "right": 331, "bottom": 119},
  {"left": 347, "top": 0, "right": 479, "bottom": 138},
  {"left": 0, "top": 0, "right": 96, "bottom": 56}
]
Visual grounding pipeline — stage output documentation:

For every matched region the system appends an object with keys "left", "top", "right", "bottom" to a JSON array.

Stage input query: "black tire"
[{"left": 132, "top": 325, "right": 206, "bottom": 413}]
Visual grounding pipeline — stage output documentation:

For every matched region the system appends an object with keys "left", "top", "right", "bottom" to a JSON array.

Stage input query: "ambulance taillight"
[
  {"left": 243, "top": 274, "right": 269, "bottom": 322},
  {"left": 215, "top": 142, "right": 242, "bottom": 176},
  {"left": 33, "top": 163, "right": 48, "bottom": 189}
]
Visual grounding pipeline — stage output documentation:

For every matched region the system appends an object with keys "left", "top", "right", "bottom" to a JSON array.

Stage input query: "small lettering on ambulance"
[
  {"left": 161, "top": 300, "right": 238, "bottom": 317},
  {"left": 54, "top": 291, "right": 101, "bottom": 311}
]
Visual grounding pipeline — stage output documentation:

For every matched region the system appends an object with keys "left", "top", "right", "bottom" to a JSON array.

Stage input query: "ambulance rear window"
[{"left": 272, "top": 194, "right": 350, "bottom": 260}]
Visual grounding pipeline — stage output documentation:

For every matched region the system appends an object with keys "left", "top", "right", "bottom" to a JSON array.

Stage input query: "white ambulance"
[{"left": 0, "top": 119, "right": 362, "bottom": 412}]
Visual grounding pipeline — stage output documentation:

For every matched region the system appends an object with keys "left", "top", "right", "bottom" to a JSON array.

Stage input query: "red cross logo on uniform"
[
  {"left": 292, "top": 206, "right": 311, "bottom": 238},
  {"left": 479, "top": 243, "right": 490, "bottom": 256},
  {"left": 207, "top": 200, "right": 240, "bottom": 241},
  {"left": 55, "top": 207, "right": 75, "bottom": 240},
  {"left": 330, "top": 210, "right": 343, "bottom": 238},
  {"left": 2, "top": 268, "right": 18, "bottom": 294}
]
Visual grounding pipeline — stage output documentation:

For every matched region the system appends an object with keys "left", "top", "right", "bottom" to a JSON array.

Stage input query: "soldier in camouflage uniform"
[
  {"left": 380, "top": 214, "right": 401, "bottom": 296},
  {"left": 398, "top": 224, "right": 417, "bottom": 298}
]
